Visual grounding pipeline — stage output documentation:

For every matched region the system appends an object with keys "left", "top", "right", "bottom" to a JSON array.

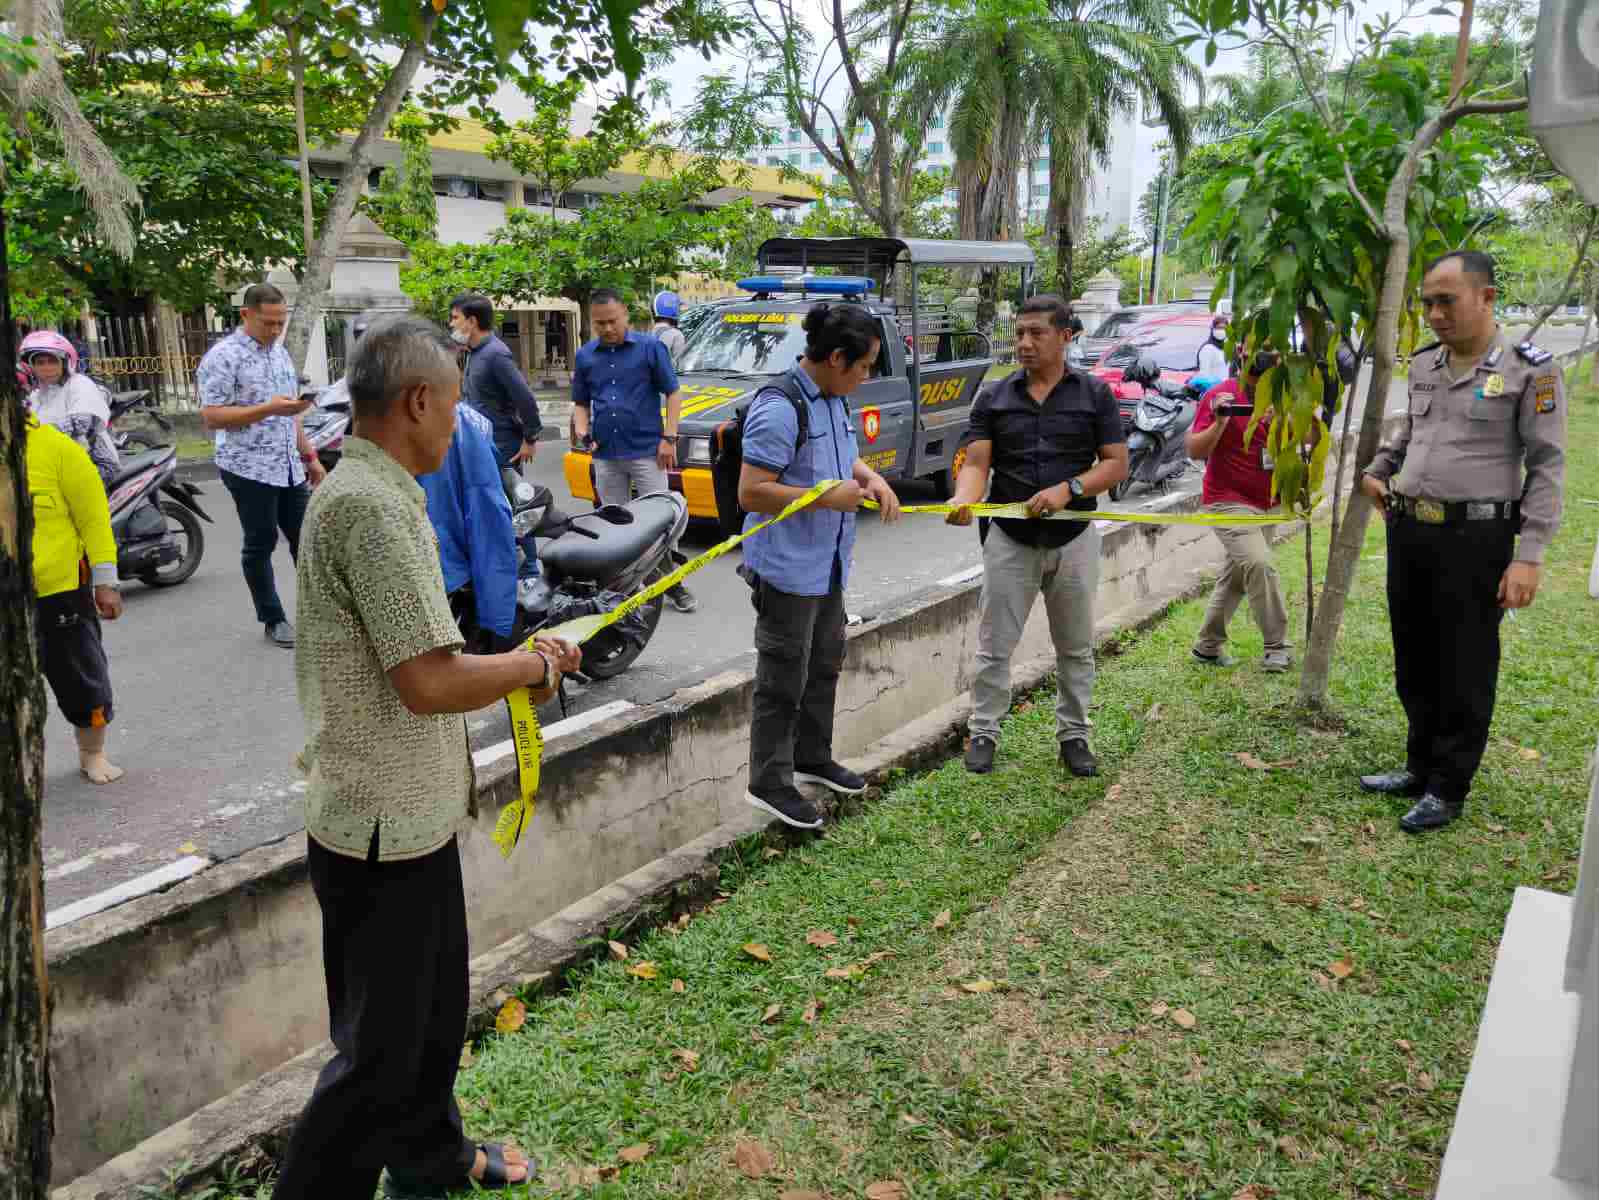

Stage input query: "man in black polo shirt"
[{"left": 947, "top": 295, "right": 1128, "bottom": 777}]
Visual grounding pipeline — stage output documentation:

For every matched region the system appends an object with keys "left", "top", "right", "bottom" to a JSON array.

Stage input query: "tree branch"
[{"left": 1527, "top": 206, "right": 1599, "bottom": 342}]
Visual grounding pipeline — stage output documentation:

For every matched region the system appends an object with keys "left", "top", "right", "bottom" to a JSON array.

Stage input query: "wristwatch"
[{"left": 1067, "top": 477, "right": 1085, "bottom": 499}]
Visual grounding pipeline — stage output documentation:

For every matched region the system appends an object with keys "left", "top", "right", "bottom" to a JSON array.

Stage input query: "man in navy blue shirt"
[
  {"left": 737, "top": 303, "right": 901, "bottom": 829},
  {"left": 417, "top": 402, "right": 519, "bottom": 652},
  {"left": 571, "top": 288, "right": 696, "bottom": 613}
]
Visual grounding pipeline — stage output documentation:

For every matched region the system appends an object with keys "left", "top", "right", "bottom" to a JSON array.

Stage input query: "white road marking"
[
  {"left": 44, "top": 842, "right": 141, "bottom": 882},
  {"left": 471, "top": 700, "right": 638, "bottom": 770},
  {"left": 46, "top": 856, "right": 210, "bottom": 931},
  {"left": 938, "top": 563, "right": 985, "bottom": 587}
]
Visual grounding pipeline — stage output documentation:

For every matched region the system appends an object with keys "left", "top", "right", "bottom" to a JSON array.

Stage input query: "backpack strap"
[{"left": 752, "top": 370, "right": 813, "bottom": 455}]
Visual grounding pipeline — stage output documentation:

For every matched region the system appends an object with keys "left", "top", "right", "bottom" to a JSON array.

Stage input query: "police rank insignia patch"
[
  {"left": 1484, "top": 374, "right": 1505, "bottom": 397},
  {"left": 1535, "top": 374, "right": 1557, "bottom": 414}
]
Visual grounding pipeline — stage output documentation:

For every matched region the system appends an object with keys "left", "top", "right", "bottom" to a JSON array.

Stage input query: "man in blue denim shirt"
[
  {"left": 571, "top": 288, "right": 696, "bottom": 613},
  {"left": 737, "top": 304, "right": 901, "bottom": 829}
]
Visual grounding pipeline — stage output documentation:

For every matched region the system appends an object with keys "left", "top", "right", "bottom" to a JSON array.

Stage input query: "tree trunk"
[
  {"left": 0, "top": 174, "right": 55, "bottom": 1199},
  {"left": 283, "top": 11, "right": 440, "bottom": 371},
  {"left": 1055, "top": 216, "right": 1075, "bottom": 300},
  {"left": 289, "top": 25, "right": 317, "bottom": 256},
  {"left": 1296, "top": 95, "right": 1526, "bottom": 709},
  {"left": 1527, "top": 207, "right": 1597, "bottom": 344}
]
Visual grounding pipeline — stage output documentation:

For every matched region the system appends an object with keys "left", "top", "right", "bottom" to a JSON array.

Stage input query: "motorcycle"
[
  {"left": 106, "top": 389, "right": 171, "bottom": 453},
  {"left": 301, "top": 380, "right": 350, "bottom": 473},
  {"left": 106, "top": 443, "right": 212, "bottom": 587},
  {"left": 454, "top": 472, "right": 688, "bottom": 683},
  {"left": 1110, "top": 354, "right": 1197, "bottom": 502}
]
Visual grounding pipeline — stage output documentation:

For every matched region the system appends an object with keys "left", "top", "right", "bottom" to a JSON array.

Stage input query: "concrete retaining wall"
[{"left": 48, "top": 493, "right": 1237, "bottom": 1185}]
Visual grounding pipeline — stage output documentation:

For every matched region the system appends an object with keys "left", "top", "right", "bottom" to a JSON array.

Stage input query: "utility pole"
[{"left": 1150, "top": 172, "right": 1171, "bottom": 304}]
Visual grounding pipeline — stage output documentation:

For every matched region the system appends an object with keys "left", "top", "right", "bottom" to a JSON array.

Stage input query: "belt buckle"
[{"left": 1414, "top": 498, "right": 1446, "bottom": 524}]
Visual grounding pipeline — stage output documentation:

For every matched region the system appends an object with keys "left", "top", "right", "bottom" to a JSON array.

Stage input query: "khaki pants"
[
  {"left": 1193, "top": 502, "right": 1288, "bottom": 656},
  {"left": 969, "top": 523, "right": 1100, "bottom": 744}
]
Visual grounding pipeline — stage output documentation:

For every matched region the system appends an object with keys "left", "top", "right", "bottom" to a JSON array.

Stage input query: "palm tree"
[{"left": 0, "top": 0, "right": 137, "bottom": 1190}]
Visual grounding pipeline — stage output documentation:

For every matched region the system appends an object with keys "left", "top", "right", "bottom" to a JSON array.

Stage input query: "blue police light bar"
[{"left": 736, "top": 275, "right": 874, "bottom": 296}]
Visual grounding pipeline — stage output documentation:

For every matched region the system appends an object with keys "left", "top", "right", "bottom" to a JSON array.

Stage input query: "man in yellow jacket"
[{"left": 27, "top": 414, "right": 125, "bottom": 783}]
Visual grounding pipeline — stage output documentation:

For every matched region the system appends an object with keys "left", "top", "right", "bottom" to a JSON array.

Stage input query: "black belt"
[{"left": 1390, "top": 494, "right": 1519, "bottom": 525}]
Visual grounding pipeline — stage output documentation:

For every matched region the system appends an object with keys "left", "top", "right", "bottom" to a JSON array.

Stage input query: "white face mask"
[{"left": 450, "top": 329, "right": 469, "bottom": 345}]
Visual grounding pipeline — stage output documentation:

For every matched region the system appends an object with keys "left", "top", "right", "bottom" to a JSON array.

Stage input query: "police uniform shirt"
[{"left": 1366, "top": 330, "right": 1567, "bottom": 563}]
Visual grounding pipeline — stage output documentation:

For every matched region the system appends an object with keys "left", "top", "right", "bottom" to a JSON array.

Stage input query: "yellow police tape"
[{"left": 491, "top": 481, "right": 1295, "bottom": 856}]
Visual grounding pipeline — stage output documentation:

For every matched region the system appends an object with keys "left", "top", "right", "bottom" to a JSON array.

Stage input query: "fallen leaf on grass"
[
  {"left": 802, "top": 998, "right": 823, "bottom": 1023},
  {"left": 459, "top": 1043, "right": 475, "bottom": 1070},
  {"left": 675, "top": 912, "right": 692, "bottom": 930},
  {"left": 1313, "top": 971, "right": 1334, "bottom": 990},
  {"left": 1543, "top": 818, "right": 1557, "bottom": 835},
  {"left": 617, "top": 1143, "right": 653, "bottom": 1165},
  {"left": 733, "top": 1139, "right": 774, "bottom": 1178},
  {"left": 1416, "top": 1070, "right": 1435, "bottom": 1091},
  {"left": 860, "top": 950, "right": 893, "bottom": 968},
  {"left": 1328, "top": 955, "right": 1355, "bottom": 980},
  {"left": 1233, "top": 1186, "right": 1275, "bottom": 1200},
  {"left": 564, "top": 1165, "right": 619, "bottom": 1186},
  {"left": 1145, "top": 702, "right": 1164, "bottom": 721},
  {"left": 760, "top": 1003, "right": 782, "bottom": 1025},
  {"left": 1015, "top": 701, "right": 1034, "bottom": 714},
  {"left": 1150, "top": 1000, "right": 1169, "bottom": 1017},
  {"left": 671, "top": 979, "right": 685, "bottom": 994},
  {"left": 969, "top": 830, "right": 983, "bottom": 844},
  {"left": 806, "top": 929, "right": 839, "bottom": 949},
  {"left": 1487, "top": 823, "right": 1506, "bottom": 834},
  {"left": 1348, "top": 897, "right": 1366, "bottom": 910},
  {"left": 1361, "top": 821, "right": 1377, "bottom": 836},
  {"left": 781, "top": 1192, "right": 829, "bottom": 1200},
  {"left": 763, "top": 847, "right": 784, "bottom": 859},
  {"left": 670, "top": 1047, "right": 700, "bottom": 1072},
  {"left": 1171, "top": 1008, "right": 1197, "bottom": 1029},
  {"left": 865, "top": 1183, "right": 909, "bottom": 1200},
  {"left": 825, "top": 965, "right": 863, "bottom": 980},
  {"left": 1105, "top": 783, "right": 1124, "bottom": 803},
  {"left": 932, "top": 909, "right": 952, "bottom": 930},
  {"left": 1282, "top": 892, "right": 1323, "bottom": 910},
  {"left": 607, "top": 940, "right": 628, "bottom": 961},
  {"left": 495, "top": 998, "right": 526, "bottom": 1034},
  {"left": 1236, "top": 752, "right": 1268, "bottom": 770},
  {"left": 869, "top": 878, "right": 886, "bottom": 890},
  {"left": 626, "top": 961, "right": 658, "bottom": 981},
  {"left": 846, "top": 916, "right": 862, "bottom": 929},
  {"left": 900, "top": 1114, "right": 925, "bottom": 1127},
  {"left": 1519, "top": 746, "right": 1541, "bottom": 761},
  {"left": 961, "top": 978, "right": 997, "bottom": 994},
  {"left": 743, "top": 943, "right": 773, "bottom": 963},
  {"left": 1396, "top": 1039, "right": 1412, "bottom": 1052}
]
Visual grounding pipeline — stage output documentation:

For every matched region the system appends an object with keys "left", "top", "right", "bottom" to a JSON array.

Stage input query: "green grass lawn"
[{"left": 225, "top": 397, "right": 1597, "bottom": 1200}]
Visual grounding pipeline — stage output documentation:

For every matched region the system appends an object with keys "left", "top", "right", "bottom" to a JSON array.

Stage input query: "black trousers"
[
  {"left": 749, "top": 578, "right": 846, "bottom": 793},
  {"left": 1385, "top": 513, "right": 1516, "bottom": 805},
  {"left": 219, "top": 470, "right": 309, "bottom": 627},
  {"left": 273, "top": 834, "right": 475, "bottom": 1200},
  {"left": 36, "top": 583, "right": 114, "bottom": 728}
]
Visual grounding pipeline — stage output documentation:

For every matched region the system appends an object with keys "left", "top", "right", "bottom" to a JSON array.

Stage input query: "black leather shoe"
[
  {"left": 1061, "top": 739, "right": 1099, "bottom": 777},
  {"left": 965, "top": 735, "right": 997, "bottom": 774},
  {"left": 1399, "top": 794, "right": 1462, "bottom": 833},
  {"left": 1359, "top": 769, "right": 1423, "bottom": 796},
  {"left": 265, "top": 620, "right": 296, "bottom": 648}
]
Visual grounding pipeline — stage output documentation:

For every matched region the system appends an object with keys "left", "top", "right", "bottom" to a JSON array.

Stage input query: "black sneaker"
[
  {"left": 1060, "top": 739, "right": 1099, "bottom": 777},
  {"left": 745, "top": 786, "right": 824, "bottom": 829},
  {"left": 965, "top": 735, "right": 997, "bottom": 774},
  {"left": 666, "top": 584, "right": 697, "bottom": 613},
  {"left": 1399, "top": 794, "right": 1462, "bottom": 833},
  {"left": 794, "top": 761, "right": 866, "bottom": 795}
]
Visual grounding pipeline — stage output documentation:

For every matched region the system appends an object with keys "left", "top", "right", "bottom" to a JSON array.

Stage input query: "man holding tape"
[
  {"left": 948, "top": 295, "right": 1128, "bottom": 778},
  {"left": 281, "top": 315, "right": 577, "bottom": 1199},
  {"left": 1359, "top": 249, "right": 1565, "bottom": 833},
  {"left": 737, "top": 303, "right": 902, "bottom": 829}
]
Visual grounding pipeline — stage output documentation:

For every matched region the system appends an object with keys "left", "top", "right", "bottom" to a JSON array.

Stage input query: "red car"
[{"left": 1091, "top": 311, "right": 1223, "bottom": 411}]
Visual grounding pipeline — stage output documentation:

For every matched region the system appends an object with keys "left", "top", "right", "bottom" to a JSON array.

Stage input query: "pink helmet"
[{"left": 19, "top": 330, "right": 78, "bottom": 373}]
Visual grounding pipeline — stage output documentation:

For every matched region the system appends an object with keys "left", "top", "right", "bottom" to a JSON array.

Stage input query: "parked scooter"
[
  {"left": 106, "top": 443, "right": 212, "bottom": 587},
  {"left": 106, "top": 388, "right": 171, "bottom": 453},
  {"left": 1110, "top": 354, "right": 1197, "bottom": 502},
  {"left": 454, "top": 473, "right": 688, "bottom": 682},
  {"left": 301, "top": 379, "right": 350, "bottom": 473}
]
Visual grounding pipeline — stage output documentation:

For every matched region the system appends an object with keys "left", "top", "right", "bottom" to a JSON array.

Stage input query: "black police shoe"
[
  {"left": 965, "top": 735, "right": 997, "bottom": 774},
  {"left": 1399, "top": 794, "right": 1463, "bottom": 833},
  {"left": 1060, "top": 739, "right": 1099, "bottom": 777},
  {"left": 1359, "top": 769, "right": 1424, "bottom": 796},
  {"left": 745, "top": 785, "right": 824, "bottom": 830},
  {"left": 794, "top": 761, "right": 867, "bottom": 796}
]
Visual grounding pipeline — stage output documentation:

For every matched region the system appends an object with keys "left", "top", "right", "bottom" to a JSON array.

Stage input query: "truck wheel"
[{"left": 930, "top": 444, "right": 967, "bottom": 500}]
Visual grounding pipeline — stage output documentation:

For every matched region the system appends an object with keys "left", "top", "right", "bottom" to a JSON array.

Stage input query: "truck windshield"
[{"left": 679, "top": 311, "right": 808, "bottom": 376}]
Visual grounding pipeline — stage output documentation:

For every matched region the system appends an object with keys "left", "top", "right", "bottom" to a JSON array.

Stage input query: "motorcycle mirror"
[{"left": 593, "top": 504, "right": 636, "bottom": 526}]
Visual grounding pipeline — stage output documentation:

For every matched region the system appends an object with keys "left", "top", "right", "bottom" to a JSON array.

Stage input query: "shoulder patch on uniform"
[
  {"left": 1515, "top": 340, "right": 1554, "bottom": 366},
  {"left": 1534, "top": 372, "right": 1558, "bottom": 414},
  {"left": 1412, "top": 340, "right": 1440, "bottom": 355},
  {"left": 1432, "top": 344, "right": 1448, "bottom": 370}
]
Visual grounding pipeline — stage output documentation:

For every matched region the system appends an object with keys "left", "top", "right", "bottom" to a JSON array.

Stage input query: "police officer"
[{"left": 1359, "top": 250, "right": 1566, "bottom": 832}]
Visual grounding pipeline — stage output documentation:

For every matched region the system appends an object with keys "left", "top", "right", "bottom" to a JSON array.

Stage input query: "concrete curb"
[{"left": 50, "top": 534, "right": 1257, "bottom": 1200}]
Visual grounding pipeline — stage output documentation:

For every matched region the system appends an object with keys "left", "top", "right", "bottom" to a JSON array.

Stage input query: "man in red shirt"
[{"left": 1186, "top": 350, "right": 1290, "bottom": 671}]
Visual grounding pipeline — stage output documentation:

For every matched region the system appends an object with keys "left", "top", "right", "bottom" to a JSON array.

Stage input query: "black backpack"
[{"left": 710, "top": 374, "right": 813, "bottom": 538}]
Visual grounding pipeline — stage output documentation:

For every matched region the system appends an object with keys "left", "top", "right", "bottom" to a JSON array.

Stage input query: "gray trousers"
[
  {"left": 969, "top": 523, "right": 1101, "bottom": 744},
  {"left": 593, "top": 456, "right": 668, "bottom": 505},
  {"left": 1192, "top": 502, "right": 1288, "bottom": 655}
]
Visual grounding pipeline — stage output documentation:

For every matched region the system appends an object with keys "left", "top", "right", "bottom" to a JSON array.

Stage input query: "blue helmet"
[{"left": 652, "top": 290, "right": 681, "bottom": 321}]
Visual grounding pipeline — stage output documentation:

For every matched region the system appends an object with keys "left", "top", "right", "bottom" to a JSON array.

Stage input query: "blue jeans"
[{"left": 219, "top": 470, "right": 309, "bottom": 627}]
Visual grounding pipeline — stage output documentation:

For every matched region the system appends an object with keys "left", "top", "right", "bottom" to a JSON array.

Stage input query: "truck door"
[{"left": 848, "top": 314, "right": 915, "bottom": 480}]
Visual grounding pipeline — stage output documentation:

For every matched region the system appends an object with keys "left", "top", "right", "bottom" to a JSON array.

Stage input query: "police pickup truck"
[{"left": 563, "top": 235, "right": 1035, "bottom": 529}]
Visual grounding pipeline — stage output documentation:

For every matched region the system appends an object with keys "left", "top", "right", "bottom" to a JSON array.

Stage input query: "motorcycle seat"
[
  {"left": 107, "top": 446, "right": 174, "bottom": 487},
  {"left": 539, "top": 493, "right": 680, "bottom": 582}
]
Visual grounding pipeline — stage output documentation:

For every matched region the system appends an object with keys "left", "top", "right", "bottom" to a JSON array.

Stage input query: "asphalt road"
[{"left": 42, "top": 332, "right": 1583, "bottom": 916}]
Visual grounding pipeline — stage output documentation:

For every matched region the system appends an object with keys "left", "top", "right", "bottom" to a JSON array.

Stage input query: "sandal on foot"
[
  {"left": 383, "top": 1146, "right": 533, "bottom": 1199},
  {"left": 472, "top": 1143, "right": 535, "bottom": 1189}
]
